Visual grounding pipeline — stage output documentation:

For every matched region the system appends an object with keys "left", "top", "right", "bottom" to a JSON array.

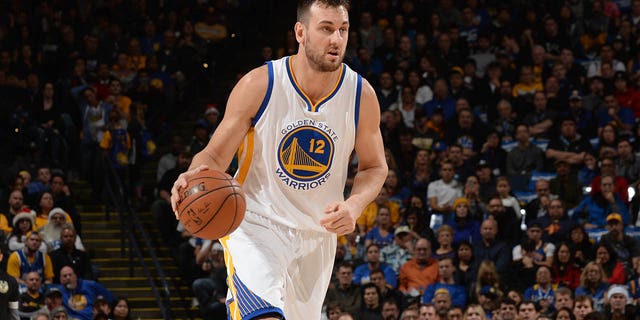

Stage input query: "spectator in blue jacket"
[
  {"left": 572, "top": 175, "right": 630, "bottom": 228},
  {"left": 354, "top": 244, "right": 398, "bottom": 289},
  {"left": 52, "top": 266, "right": 114, "bottom": 320}
]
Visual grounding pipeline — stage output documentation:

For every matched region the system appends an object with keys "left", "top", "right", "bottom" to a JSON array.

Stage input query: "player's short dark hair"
[{"left": 297, "top": 0, "right": 351, "bottom": 23}]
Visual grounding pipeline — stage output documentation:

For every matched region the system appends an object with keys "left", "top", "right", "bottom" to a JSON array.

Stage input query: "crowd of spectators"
[
  {"left": 313, "top": 0, "right": 640, "bottom": 320},
  {"left": 6, "top": 0, "right": 640, "bottom": 320},
  {"left": 0, "top": 0, "right": 254, "bottom": 319}
]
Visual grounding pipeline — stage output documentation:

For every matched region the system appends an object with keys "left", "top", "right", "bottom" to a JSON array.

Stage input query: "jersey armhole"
[
  {"left": 354, "top": 74, "right": 362, "bottom": 133},
  {"left": 252, "top": 61, "right": 274, "bottom": 126}
]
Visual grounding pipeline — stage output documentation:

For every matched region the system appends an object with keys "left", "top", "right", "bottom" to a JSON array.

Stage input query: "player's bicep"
[{"left": 204, "top": 66, "right": 269, "bottom": 168}]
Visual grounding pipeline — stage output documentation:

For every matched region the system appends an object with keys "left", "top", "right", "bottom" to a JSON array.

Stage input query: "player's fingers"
[{"left": 324, "top": 202, "right": 340, "bottom": 214}]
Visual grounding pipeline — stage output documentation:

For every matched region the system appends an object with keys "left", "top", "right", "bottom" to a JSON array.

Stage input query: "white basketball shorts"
[{"left": 220, "top": 210, "right": 337, "bottom": 319}]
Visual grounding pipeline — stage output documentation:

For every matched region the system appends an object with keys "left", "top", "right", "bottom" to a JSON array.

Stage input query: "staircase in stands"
[{"left": 73, "top": 178, "right": 202, "bottom": 320}]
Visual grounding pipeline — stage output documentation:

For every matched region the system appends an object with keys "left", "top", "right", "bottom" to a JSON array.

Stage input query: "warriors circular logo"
[{"left": 277, "top": 126, "right": 334, "bottom": 181}]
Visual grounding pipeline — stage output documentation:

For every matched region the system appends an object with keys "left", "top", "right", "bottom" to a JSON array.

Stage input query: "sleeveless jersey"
[{"left": 236, "top": 56, "right": 362, "bottom": 232}]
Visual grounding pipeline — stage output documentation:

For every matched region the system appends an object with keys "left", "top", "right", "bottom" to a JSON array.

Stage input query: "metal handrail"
[{"left": 102, "top": 157, "right": 172, "bottom": 320}]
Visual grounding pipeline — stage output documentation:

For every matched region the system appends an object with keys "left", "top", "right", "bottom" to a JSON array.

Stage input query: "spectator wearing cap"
[
  {"left": 597, "top": 93, "right": 635, "bottom": 134},
  {"left": 573, "top": 175, "right": 630, "bottom": 228},
  {"left": 7, "top": 211, "right": 46, "bottom": 253},
  {"left": 41, "top": 209, "right": 84, "bottom": 252},
  {"left": 477, "top": 285, "right": 500, "bottom": 318},
  {"left": 422, "top": 257, "right": 467, "bottom": 307},
  {"left": 52, "top": 266, "right": 113, "bottom": 320},
  {"left": 546, "top": 117, "right": 593, "bottom": 170},
  {"left": 380, "top": 225, "right": 417, "bottom": 275},
  {"left": 513, "top": 221, "right": 556, "bottom": 268},
  {"left": 92, "top": 295, "right": 111, "bottom": 318},
  {"left": 563, "top": 89, "right": 597, "bottom": 138},
  {"left": 203, "top": 103, "right": 221, "bottom": 136},
  {"left": 444, "top": 197, "right": 481, "bottom": 247},
  {"left": 602, "top": 285, "right": 636, "bottom": 320},
  {"left": 7, "top": 231, "right": 53, "bottom": 287},
  {"left": 50, "top": 224, "right": 93, "bottom": 283},
  {"left": 506, "top": 124, "right": 545, "bottom": 188},
  {"left": 50, "top": 306, "right": 68, "bottom": 319},
  {"left": 39, "top": 287, "right": 63, "bottom": 315},
  {"left": 600, "top": 212, "right": 640, "bottom": 276},
  {"left": 18, "top": 271, "right": 44, "bottom": 320},
  {"left": 432, "top": 287, "right": 452, "bottom": 316}
]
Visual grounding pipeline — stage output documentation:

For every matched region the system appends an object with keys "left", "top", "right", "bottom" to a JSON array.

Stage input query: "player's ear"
[{"left": 294, "top": 22, "right": 305, "bottom": 43}]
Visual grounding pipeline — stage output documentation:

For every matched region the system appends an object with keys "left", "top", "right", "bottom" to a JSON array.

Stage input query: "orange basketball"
[{"left": 177, "top": 169, "right": 246, "bottom": 240}]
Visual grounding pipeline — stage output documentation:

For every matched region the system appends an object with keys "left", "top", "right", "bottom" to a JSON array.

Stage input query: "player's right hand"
[{"left": 171, "top": 165, "right": 209, "bottom": 219}]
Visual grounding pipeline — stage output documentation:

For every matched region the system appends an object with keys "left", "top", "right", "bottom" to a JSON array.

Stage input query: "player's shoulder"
[{"left": 236, "top": 64, "right": 270, "bottom": 90}]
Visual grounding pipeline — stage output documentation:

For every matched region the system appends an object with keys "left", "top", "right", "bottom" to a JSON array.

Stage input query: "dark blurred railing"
[{"left": 102, "top": 157, "right": 172, "bottom": 320}]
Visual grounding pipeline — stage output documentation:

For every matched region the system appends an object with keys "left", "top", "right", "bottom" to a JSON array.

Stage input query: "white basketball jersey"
[{"left": 235, "top": 56, "right": 362, "bottom": 232}]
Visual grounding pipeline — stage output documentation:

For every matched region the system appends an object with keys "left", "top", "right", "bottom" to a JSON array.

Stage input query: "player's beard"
[{"left": 304, "top": 36, "right": 343, "bottom": 72}]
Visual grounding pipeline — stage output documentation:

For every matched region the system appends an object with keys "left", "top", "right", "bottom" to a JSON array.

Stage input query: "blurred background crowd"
[{"left": 4, "top": 0, "right": 640, "bottom": 320}]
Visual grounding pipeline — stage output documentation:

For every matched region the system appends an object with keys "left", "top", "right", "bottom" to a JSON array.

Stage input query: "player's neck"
[{"left": 290, "top": 54, "right": 341, "bottom": 104}]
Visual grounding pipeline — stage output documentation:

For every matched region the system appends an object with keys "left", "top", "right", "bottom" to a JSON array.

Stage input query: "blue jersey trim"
[
  {"left": 285, "top": 57, "right": 313, "bottom": 111},
  {"left": 253, "top": 61, "right": 274, "bottom": 126},
  {"left": 244, "top": 307, "right": 285, "bottom": 320},
  {"left": 354, "top": 74, "right": 362, "bottom": 132},
  {"left": 315, "top": 65, "right": 346, "bottom": 112},
  {"left": 233, "top": 271, "right": 277, "bottom": 318}
]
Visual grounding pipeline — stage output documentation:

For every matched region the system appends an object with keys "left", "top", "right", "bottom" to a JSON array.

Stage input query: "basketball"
[{"left": 177, "top": 169, "right": 246, "bottom": 240}]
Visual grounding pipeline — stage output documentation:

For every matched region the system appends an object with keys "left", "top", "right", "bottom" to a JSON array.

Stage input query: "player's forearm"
[
  {"left": 346, "top": 165, "right": 387, "bottom": 218},
  {"left": 190, "top": 149, "right": 228, "bottom": 173}
]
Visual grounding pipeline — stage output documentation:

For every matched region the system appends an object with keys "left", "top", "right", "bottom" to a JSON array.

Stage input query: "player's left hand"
[{"left": 320, "top": 201, "right": 357, "bottom": 235}]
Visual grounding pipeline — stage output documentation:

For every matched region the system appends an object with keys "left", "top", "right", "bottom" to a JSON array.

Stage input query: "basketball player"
[{"left": 171, "top": 0, "right": 387, "bottom": 319}]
